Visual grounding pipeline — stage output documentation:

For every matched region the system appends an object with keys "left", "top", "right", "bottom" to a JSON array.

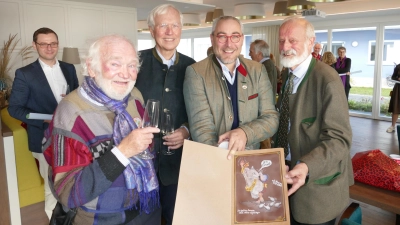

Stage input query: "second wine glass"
[
  {"left": 138, "top": 99, "right": 160, "bottom": 159},
  {"left": 161, "top": 111, "right": 175, "bottom": 155}
]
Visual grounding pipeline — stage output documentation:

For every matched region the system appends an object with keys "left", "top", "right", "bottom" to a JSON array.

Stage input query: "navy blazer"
[{"left": 8, "top": 59, "right": 79, "bottom": 153}]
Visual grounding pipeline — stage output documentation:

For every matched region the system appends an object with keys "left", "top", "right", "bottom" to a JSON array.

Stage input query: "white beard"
[
  {"left": 96, "top": 75, "right": 135, "bottom": 100},
  {"left": 280, "top": 46, "right": 309, "bottom": 68}
]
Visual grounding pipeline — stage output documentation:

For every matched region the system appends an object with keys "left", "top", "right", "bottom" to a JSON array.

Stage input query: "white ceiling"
[{"left": 62, "top": 0, "right": 400, "bottom": 28}]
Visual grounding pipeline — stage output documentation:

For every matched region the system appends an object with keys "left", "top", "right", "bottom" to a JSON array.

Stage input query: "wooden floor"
[{"left": 19, "top": 116, "right": 399, "bottom": 225}]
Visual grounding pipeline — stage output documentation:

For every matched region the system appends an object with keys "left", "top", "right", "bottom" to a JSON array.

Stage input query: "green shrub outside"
[{"left": 348, "top": 87, "right": 392, "bottom": 116}]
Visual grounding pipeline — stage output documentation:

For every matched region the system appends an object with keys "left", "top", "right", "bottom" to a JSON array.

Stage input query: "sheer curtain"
[{"left": 252, "top": 25, "right": 281, "bottom": 69}]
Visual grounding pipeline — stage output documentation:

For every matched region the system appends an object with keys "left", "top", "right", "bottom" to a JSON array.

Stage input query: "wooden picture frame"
[
  {"left": 233, "top": 149, "right": 290, "bottom": 224},
  {"left": 173, "top": 141, "right": 290, "bottom": 225}
]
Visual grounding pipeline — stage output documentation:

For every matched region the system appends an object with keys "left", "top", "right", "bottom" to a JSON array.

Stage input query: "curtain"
[{"left": 252, "top": 25, "right": 281, "bottom": 69}]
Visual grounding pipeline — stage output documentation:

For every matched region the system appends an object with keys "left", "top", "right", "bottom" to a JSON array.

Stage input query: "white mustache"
[{"left": 281, "top": 49, "right": 297, "bottom": 56}]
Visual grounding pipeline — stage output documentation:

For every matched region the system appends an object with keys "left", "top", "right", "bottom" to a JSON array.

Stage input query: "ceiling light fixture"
[
  {"left": 273, "top": 1, "right": 298, "bottom": 16},
  {"left": 183, "top": 13, "right": 201, "bottom": 26},
  {"left": 287, "top": 0, "right": 316, "bottom": 10},
  {"left": 205, "top": 11, "right": 214, "bottom": 23},
  {"left": 137, "top": 20, "right": 149, "bottom": 32},
  {"left": 212, "top": 8, "right": 224, "bottom": 20},
  {"left": 234, "top": 3, "right": 266, "bottom": 20}
]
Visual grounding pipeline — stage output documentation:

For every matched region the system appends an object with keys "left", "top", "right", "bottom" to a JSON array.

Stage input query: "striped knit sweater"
[{"left": 43, "top": 87, "right": 150, "bottom": 225}]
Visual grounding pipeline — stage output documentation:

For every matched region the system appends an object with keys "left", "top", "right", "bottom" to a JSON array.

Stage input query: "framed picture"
[
  {"left": 233, "top": 149, "right": 289, "bottom": 225},
  {"left": 174, "top": 141, "right": 290, "bottom": 225}
]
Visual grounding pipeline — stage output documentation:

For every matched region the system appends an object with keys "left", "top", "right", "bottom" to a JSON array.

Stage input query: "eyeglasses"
[
  {"left": 156, "top": 23, "right": 181, "bottom": 31},
  {"left": 35, "top": 42, "right": 59, "bottom": 48},
  {"left": 215, "top": 34, "right": 242, "bottom": 43}
]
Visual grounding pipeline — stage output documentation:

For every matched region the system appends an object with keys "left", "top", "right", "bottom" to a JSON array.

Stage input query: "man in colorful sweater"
[{"left": 43, "top": 34, "right": 161, "bottom": 224}]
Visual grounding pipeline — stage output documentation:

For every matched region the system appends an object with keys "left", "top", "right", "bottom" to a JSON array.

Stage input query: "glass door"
[
  {"left": 332, "top": 27, "right": 377, "bottom": 116},
  {"left": 380, "top": 25, "right": 400, "bottom": 118}
]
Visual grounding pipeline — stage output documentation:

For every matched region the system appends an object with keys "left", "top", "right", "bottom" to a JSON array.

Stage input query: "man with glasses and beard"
[
  {"left": 8, "top": 27, "right": 79, "bottom": 219},
  {"left": 274, "top": 17, "right": 353, "bottom": 225},
  {"left": 183, "top": 16, "right": 278, "bottom": 159}
]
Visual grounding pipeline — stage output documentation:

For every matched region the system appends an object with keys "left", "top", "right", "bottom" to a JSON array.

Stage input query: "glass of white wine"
[
  {"left": 161, "top": 111, "right": 175, "bottom": 155},
  {"left": 138, "top": 99, "right": 159, "bottom": 159}
]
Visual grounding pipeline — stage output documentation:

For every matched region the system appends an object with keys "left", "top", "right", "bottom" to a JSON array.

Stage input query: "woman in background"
[
  {"left": 322, "top": 51, "right": 336, "bottom": 68},
  {"left": 387, "top": 64, "right": 400, "bottom": 133},
  {"left": 334, "top": 47, "right": 352, "bottom": 100}
]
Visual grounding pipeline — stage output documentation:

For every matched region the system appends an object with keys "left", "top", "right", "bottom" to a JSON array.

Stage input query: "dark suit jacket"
[
  {"left": 8, "top": 59, "right": 79, "bottom": 153},
  {"left": 262, "top": 59, "right": 278, "bottom": 97}
]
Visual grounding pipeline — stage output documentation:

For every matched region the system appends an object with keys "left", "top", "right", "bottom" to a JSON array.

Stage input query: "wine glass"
[
  {"left": 161, "top": 111, "right": 175, "bottom": 155},
  {"left": 138, "top": 99, "right": 160, "bottom": 159}
]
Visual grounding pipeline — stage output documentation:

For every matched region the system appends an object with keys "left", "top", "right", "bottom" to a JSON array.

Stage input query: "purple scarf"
[
  {"left": 81, "top": 76, "right": 159, "bottom": 213},
  {"left": 336, "top": 56, "right": 346, "bottom": 69}
]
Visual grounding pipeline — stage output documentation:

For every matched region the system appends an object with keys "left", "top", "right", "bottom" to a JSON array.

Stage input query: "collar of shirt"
[
  {"left": 289, "top": 54, "right": 312, "bottom": 94},
  {"left": 156, "top": 48, "right": 176, "bottom": 69},
  {"left": 38, "top": 58, "right": 59, "bottom": 69},
  {"left": 259, "top": 57, "right": 270, "bottom": 64},
  {"left": 216, "top": 57, "right": 240, "bottom": 85}
]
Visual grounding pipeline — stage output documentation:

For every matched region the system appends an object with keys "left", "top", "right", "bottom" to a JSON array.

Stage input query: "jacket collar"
[
  {"left": 151, "top": 47, "right": 180, "bottom": 66},
  {"left": 211, "top": 55, "right": 248, "bottom": 77}
]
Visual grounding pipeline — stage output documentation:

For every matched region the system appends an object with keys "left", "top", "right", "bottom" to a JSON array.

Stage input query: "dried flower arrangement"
[{"left": 0, "top": 34, "right": 33, "bottom": 89}]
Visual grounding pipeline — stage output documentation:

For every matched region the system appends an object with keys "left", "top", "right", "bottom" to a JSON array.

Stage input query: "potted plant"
[{"left": 0, "top": 34, "right": 33, "bottom": 89}]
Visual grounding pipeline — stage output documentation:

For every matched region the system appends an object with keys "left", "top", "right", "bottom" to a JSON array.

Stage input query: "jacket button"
[
  {"left": 164, "top": 108, "right": 168, "bottom": 112},
  {"left": 227, "top": 96, "right": 231, "bottom": 100},
  {"left": 229, "top": 115, "right": 233, "bottom": 119},
  {"left": 222, "top": 77, "right": 225, "bottom": 80},
  {"left": 165, "top": 88, "right": 170, "bottom": 92}
]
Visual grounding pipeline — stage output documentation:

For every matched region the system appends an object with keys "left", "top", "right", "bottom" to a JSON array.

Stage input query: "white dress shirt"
[
  {"left": 156, "top": 48, "right": 176, "bottom": 69},
  {"left": 38, "top": 59, "right": 67, "bottom": 103},
  {"left": 216, "top": 57, "right": 240, "bottom": 85}
]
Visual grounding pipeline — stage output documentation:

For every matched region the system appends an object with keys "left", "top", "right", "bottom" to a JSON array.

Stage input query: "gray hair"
[
  {"left": 281, "top": 16, "right": 315, "bottom": 40},
  {"left": 211, "top": 16, "right": 244, "bottom": 35},
  {"left": 82, "top": 34, "right": 140, "bottom": 76},
  {"left": 251, "top": 39, "right": 270, "bottom": 57},
  {"left": 147, "top": 4, "right": 183, "bottom": 30}
]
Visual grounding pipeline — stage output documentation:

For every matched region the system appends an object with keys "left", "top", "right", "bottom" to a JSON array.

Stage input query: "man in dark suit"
[
  {"left": 275, "top": 17, "right": 353, "bottom": 225},
  {"left": 8, "top": 27, "right": 79, "bottom": 219},
  {"left": 249, "top": 39, "right": 278, "bottom": 98}
]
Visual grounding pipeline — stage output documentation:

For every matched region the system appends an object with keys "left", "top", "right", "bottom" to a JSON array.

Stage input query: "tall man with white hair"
[
  {"left": 184, "top": 16, "right": 278, "bottom": 158},
  {"left": 249, "top": 39, "right": 278, "bottom": 97},
  {"left": 135, "top": 4, "right": 195, "bottom": 225},
  {"left": 43, "top": 35, "right": 161, "bottom": 225},
  {"left": 274, "top": 17, "right": 353, "bottom": 225}
]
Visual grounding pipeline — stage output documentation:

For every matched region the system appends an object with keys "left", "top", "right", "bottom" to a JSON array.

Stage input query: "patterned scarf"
[
  {"left": 81, "top": 76, "right": 159, "bottom": 213},
  {"left": 335, "top": 56, "right": 346, "bottom": 69}
]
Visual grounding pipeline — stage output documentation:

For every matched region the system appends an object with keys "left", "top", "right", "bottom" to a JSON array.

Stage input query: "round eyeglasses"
[{"left": 215, "top": 34, "right": 242, "bottom": 43}]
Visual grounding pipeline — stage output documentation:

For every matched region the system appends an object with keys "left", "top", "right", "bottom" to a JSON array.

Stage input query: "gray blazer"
[
  {"left": 278, "top": 58, "right": 354, "bottom": 223},
  {"left": 183, "top": 55, "right": 279, "bottom": 149}
]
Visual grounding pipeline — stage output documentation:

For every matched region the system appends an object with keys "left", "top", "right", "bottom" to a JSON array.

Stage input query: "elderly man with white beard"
[
  {"left": 43, "top": 35, "right": 161, "bottom": 225},
  {"left": 274, "top": 17, "right": 353, "bottom": 225}
]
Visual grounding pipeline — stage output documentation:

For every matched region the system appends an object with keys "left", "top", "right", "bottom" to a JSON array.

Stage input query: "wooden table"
[{"left": 349, "top": 181, "right": 400, "bottom": 225}]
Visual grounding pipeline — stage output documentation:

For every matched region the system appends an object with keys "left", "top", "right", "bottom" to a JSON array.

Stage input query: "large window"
[
  {"left": 193, "top": 37, "right": 211, "bottom": 61},
  {"left": 177, "top": 38, "right": 191, "bottom": 58},
  {"left": 380, "top": 26, "right": 400, "bottom": 118},
  {"left": 369, "top": 40, "right": 399, "bottom": 65},
  {"left": 332, "top": 27, "right": 377, "bottom": 116},
  {"left": 137, "top": 40, "right": 153, "bottom": 51}
]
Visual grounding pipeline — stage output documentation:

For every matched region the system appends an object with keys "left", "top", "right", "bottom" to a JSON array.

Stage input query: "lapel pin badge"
[{"left": 242, "top": 85, "right": 247, "bottom": 89}]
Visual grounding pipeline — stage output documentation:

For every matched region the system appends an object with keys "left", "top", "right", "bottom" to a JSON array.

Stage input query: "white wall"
[{"left": 0, "top": 0, "right": 137, "bottom": 84}]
